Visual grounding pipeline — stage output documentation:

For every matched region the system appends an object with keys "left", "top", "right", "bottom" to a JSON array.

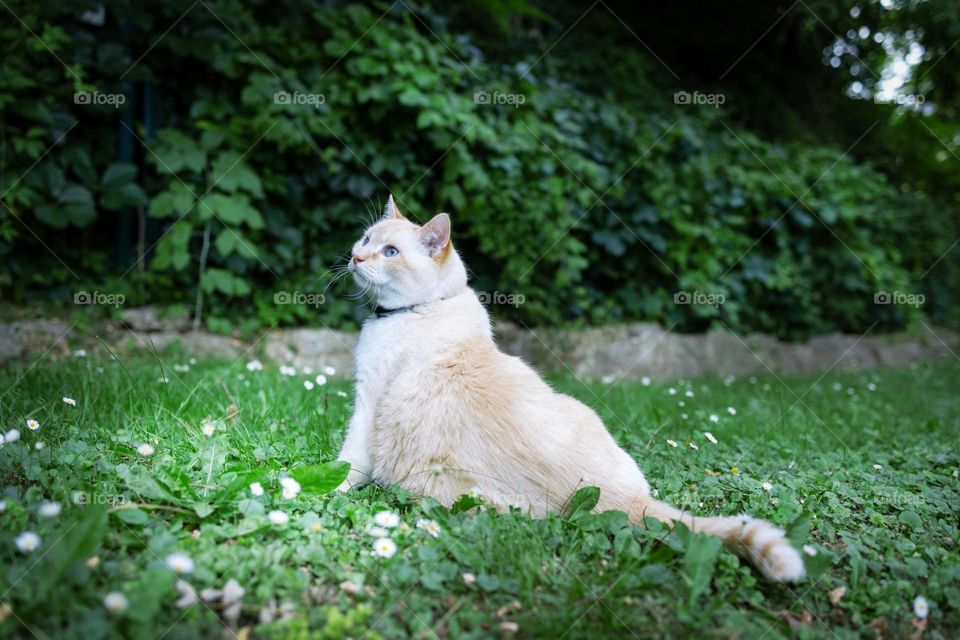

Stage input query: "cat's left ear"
[
  {"left": 382, "top": 194, "right": 406, "bottom": 220},
  {"left": 420, "top": 213, "right": 451, "bottom": 257}
]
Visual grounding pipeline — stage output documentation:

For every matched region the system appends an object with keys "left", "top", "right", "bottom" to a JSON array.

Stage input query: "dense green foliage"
[
  {"left": 1, "top": 0, "right": 957, "bottom": 337},
  {"left": 1, "top": 354, "right": 958, "bottom": 637}
]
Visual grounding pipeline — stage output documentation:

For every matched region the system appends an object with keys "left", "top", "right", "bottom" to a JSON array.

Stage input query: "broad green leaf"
[{"left": 290, "top": 461, "right": 350, "bottom": 494}]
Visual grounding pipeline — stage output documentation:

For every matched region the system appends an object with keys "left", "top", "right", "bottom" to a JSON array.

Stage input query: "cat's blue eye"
[
  {"left": 382, "top": 245, "right": 399, "bottom": 257},
  {"left": 362, "top": 235, "right": 370, "bottom": 246}
]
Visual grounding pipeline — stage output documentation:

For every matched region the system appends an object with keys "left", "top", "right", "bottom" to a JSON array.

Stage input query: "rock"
[
  {"left": 0, "top": 323, "right": 26, "bottom": 360},
  {"left": 119, "top": 331, "right": 245, "bottom": 359},
  {"left": 263, "top": 328, "right": 357, "bottom": 375},
  {"left": 121, "top": 306, "right": 190, "bottom": 332}
]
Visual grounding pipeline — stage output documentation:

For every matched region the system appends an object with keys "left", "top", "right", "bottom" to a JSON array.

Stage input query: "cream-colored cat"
[{"left": 335, "top": 195, "right": 805, "bottom": 582}]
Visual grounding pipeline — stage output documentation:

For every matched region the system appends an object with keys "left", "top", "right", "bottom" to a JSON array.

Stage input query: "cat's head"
[{"left": 348, "top": 195, "right": 467, "bottom": 309}]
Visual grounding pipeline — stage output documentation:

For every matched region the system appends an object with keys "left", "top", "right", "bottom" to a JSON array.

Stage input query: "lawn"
[{"left": 0, "top": 350, "right": 958, "bottom": 639}]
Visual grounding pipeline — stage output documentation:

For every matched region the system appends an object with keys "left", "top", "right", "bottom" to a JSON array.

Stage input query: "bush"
[{"left": 0, "top": 0, "right": 955, "bottom": 339}]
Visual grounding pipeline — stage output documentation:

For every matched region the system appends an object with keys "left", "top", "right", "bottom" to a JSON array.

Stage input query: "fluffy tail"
[{"left": 628, "top": 494, "right": 805, "bottom": 582}]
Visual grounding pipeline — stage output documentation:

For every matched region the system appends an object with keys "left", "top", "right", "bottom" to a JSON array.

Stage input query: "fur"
[{"left": 335, "top": 195, "right": 805, "bottom": 582}]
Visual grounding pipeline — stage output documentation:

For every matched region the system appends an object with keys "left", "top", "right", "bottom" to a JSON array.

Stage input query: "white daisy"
[
  {"left": 666, "top": 439, "right": 678, "bottom": 448},
  {"left": 681, "top": 413, "right": 689, "bottom": 420},
  {"left": 678, "top": 401, "right": 685, "bottom": 407},
  {"left": 35, "top": 442, "right": 45, "bottom": 450},
  {"left": 62, "top": 397, "right": 77, "bottom": 407},
  {"left": 601, "top": 375, "right": 616, "bottom": 384},
  {"left": 761, "top": 481, "right": 773, "bottom": 492},
  {"left": 685, "top": 390, "right": 694, "bottom": 398},
  {"left": 4, "top": 429, "right": 19, "bottom": 443},
  {"left": 467, "top": 486, "right": 482, "bottom": 499},
  {"left": 709, "top": 414, "right": 719, "bottom": 423},
  {"left": 641, "top": 376, "right": 651, "bottom": 386},
  {"left": 803, "top": 544, "right": 817, "bottom": 557},
  {"left": 103, "top": 592, "right": 128, "bottom": 614},
  {"left": 26, "top": 419, "right": 40, "bottom": 431},
  {"left": 74, "top": 349, "right": 88, "bottom": 357},
  {"left": 323, "top": 366, "right": 336, "bottom": 376},
  {"left": 749, "top": 376, "right": 757, "bottom": 384},
  {"left": 303, "top": 380, "right": 314, "bottom": 391},
  {"left": 416, "top": 518, "right": 442, "bottom": 538},
  {"left": 336, "top": 391, "right": 348, "bottom": 398},
  {"left": 157, "top": 377, "right": 169, "bottom": 384},
  {"left": 280, "top": 365, "right": 297, "bottom": 377},
  {"left": 245, "top": 360, "right": 263, "bottom": 372},
  {"left": 15, "top": 531, "right": 40, "bottom": 553},
  {"left": 374, "top": 511, "right": 401, "bottom": 528},
  {"left": 137, "top": 443, "right": 154, "bottom": 457},
  {"left": 873, "top": 464, "right": 883, "bottom": 470},
  {"left": 367, "top": 526, "right": 389, "bottom": 537},
  {"left": 667, "top": 388, "right": 677, "bottom": 395},
  {"left": 372, "top": 537, "right": 397, "bottom": 558},
  {"left": 704, "top": 432, "right": 718, "bottom": 445},
  {"left": 165, "top": 552, "right": 195, "bottom": 574},
  {"left": 268, "top": 510, "right": 289, "bottom": 526},
  {"left": 200, "top": 420, "right": 216, "bottom": 438},
  {"left": 38, "top": 501, "right": 61, "bottom": 518},
  {"left": 280, "top": 477, "right": 301, "bottom": 500},
  {"left": 249, "top": 482, "right": 264, "bottom": 497},
  {"left": 726, "top": 407, "right": 736, "bottom": 415},
  {"left": 688, "top": 442, "right": 699, "bottom": 451},
  {"left": 314, "top": 374, "right": 327, "bottom": 386},
  {"left": 866, "top": 382, "right": 877, "bottom": 392},
  {"left": 913, "top": 595, "right": 929, "bottom": 619}
]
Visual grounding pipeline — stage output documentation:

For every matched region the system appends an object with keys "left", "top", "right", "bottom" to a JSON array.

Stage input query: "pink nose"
[{"left": 353, "top": 255, "right": 364, "bottom": 264}]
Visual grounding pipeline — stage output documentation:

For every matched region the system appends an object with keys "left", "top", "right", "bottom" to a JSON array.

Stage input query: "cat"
[{"left": 335, "top": 194, "right": 805, "bottom": 582}]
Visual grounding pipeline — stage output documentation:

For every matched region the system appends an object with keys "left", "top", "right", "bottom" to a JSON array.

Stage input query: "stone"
[
  {"left": 121, "top": 306, "right": 190, "bottom": 332},
  {"left": 263, "top": 328, "right": 357, "bottom": 375}
]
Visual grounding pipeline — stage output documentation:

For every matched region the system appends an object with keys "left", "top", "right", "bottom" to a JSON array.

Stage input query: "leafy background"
[{"left": 1, "top": 0, "right": 957, "bottom": 339}]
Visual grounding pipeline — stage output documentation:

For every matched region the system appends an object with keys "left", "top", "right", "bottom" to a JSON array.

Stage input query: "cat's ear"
[
  {"left": 382, "top": 194, "right": 406, "bottom": 220},
  {"left": 420, "top": 213, "right": 451, "bottom": 257}
]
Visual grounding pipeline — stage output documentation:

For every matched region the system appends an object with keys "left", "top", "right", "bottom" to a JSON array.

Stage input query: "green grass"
[{"left": 1, "top": 350, "right": 958, "bottom": 639}]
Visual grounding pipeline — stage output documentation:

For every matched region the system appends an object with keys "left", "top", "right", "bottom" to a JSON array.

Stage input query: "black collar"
[{"left": 372, "top": 296, "right": 449, "bottom": 319}]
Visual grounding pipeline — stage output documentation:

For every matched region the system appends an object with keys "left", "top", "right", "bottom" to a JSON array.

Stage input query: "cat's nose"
[{"left": 353, "top": 254, "right": 365, "bottom": 264}]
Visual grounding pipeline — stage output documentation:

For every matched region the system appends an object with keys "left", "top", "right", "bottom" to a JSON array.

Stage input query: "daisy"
[
  {"left": 26, "top": 419, "right": 40, "bottom": 431},
  {"left": 913, "top": 595, "right": 929, "bottom": 619},
  {"left": 709, "top": 414, "right": 719, "bottom": 423},
  {"left": 803, "top": 545, "right": 818, "bottom": 557},
  {"left": 38, "top": 501, "right": 61, "bottom": 518},
  {"left": 280, "top": 365, "right": 297, "bottom": 377},
  {"left": 600, "top": 375, "right": 615, "bottom": 384},
  {"left": 268, "top": 510, "right": 289, "bottom": 526},
  {"left": 4, "top": 429, "right": 19, "bottom": 443},
  {"left": 62, "top": 397, "right": 77, "bottom": 407},
  {"left": 372, "top": 537, "right": 397, "bottom": 558},
  {"left": 704, "top": 432, "right": 718, "bottom": 445},
  {"left": 245, "top": 360, "right": 263, "bottom": 372},
  {"left": 74, "top": 349, "right": 88, "bottom": 357},
  {"left": 398, "top": 522, "right": 412, "bottom": 534},
  {"left": 166, "top": 552, "right": 195, "bottom": 574},
  {"left": 873, "top": 464, "right": 883, "bottom": 470},
  {"left": 667, "top": 388, "right": 677, "bottom": 395},
  {"left": 685, "top": 390, "right": 694, "bottom": 398},
  {"left": 35, "top": 442, "right": 45, "bottom": 450},
  {"left": 336, "top": 391, "right": 348, "bottom": 398},
  {"left": 200, "top": 420, "right": 215, "bottom": 438},
  {"left": 417, "top": 518, "right": 442, "bottom": 538},
  {"left": 315, "top": 374, "right": 327, "bottom": 386},
  {"left": 681, "top": 413, "right": 688, "bottom": 420},
  {"left": 137, "top": 443, "right": 154, "bottom": 457},
  {"left": 678, "top": 401, "right": 685, "bottom": 407},
  {"left": 866, "top": 382, "right": 877, "bottom": 392},
  {"left": 280, "top": 477, "right": 301, "bottom": 500},
  {"left": 374, "top": 511, "right": 401, "bottom": 528},
  {"left": 15, "top": 531, "right": 41, "bottom": 553},
  {"left": 641, "top": 376, "right": 651, "bottom": 386},
  {"left": 367, "top": 526, "right": 389, "bottom": 537},
  {"left": 249, "top": 482, "right": 264, "bottom": 497},
  {"left": 462, "top": 572, "right": 477, "bottom": 585},
  {"left": 303, "top": 380, "right": 314, "bottom": 391},
  {"left": 323, "top": 366, "right": 336, "bottom": 376},
  {"left": 666, "top": 439, "right": 678, "bottom": 448},
  {"left": 761, "top": 481, "right": 773, "bottom": 492},
  {"left": 726, "top": 407, "right": 736, "bottom": 415},
  {"left": 103, "top": 592, "right": 128, "bottom": 614},
  {"left": 467, "top": 486, "right": 482, "bottom": 499},
  {"left": 688, "top": 442, "right": 699, "bottom": 451}
]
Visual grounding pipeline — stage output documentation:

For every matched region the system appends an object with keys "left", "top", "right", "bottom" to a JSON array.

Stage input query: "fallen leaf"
[{"left": 828, "top": 586, "right": 846, "bottom": 606}]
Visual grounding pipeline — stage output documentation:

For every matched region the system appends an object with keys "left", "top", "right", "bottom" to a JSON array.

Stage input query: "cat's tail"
[{"left": 627, "top": 493, "right": 805, "bottom": 582}]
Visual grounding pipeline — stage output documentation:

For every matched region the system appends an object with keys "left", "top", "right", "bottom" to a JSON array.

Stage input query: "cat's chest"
[{"left": 354, "top": 315, "right": 423, "bottom": 386}]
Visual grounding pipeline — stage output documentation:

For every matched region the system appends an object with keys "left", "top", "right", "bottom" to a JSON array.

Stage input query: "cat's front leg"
[{"left": 335, "top": 399, "right": 374, "bottom": 491}]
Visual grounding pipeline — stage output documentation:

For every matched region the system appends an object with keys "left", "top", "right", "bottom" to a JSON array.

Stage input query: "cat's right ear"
[{"left": 382, "top": 194, "right": 406, "bottom": 221}]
